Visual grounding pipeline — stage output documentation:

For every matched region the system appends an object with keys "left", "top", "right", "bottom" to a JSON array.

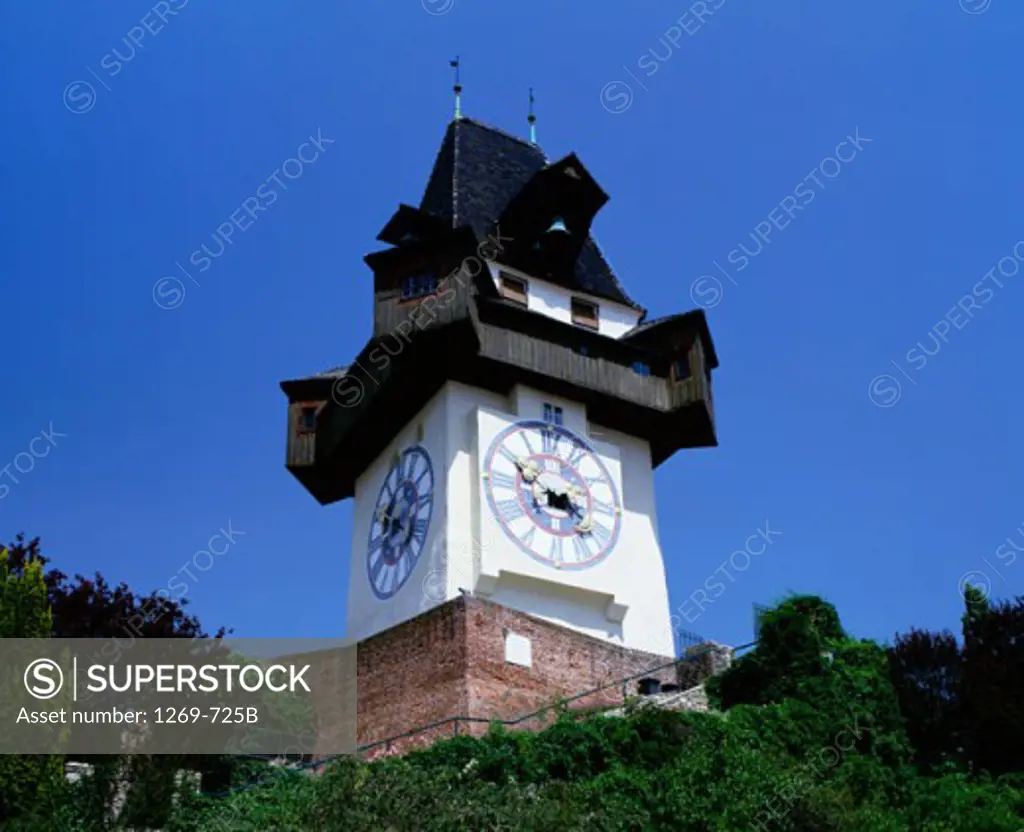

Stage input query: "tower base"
[{"left": 356, "top": 596, "right": 682, "bottom": 759}]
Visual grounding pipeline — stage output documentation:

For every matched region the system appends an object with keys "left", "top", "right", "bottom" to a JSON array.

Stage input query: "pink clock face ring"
[{"left": 483, "top": 420, "right": 621, "bottom": 569}]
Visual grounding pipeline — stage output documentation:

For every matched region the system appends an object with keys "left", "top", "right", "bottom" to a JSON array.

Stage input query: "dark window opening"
[
  {"left": 401, "top": 272, "right": 438, "bottom": 301},
  {"left": 543, "top": 404, "right": 563, "bottom": 426},
  {"left": 672, "top": 357, "right": 691, "bottom": 381},
  {"left": 571, "top": 298, "right": 599, "bottom": 330},
  {"left": 298, "top": 406, "right": 318, "bottom": 433},
  {"left": 499, "top": 273, "right": 528, "bottom": 306}
]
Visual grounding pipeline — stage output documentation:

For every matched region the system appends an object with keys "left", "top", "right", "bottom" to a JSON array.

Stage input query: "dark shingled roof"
[{"left": 420, "top": 117, "right": 645, "bottom": 314}]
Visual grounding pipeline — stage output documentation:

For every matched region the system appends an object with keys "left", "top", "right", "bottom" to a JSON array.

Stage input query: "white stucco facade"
[
  {"left": 487, "top": 263, "right": 641, "bottom": 339},
  {"left": 346, "top": 381, "right": 675, "bottom": 658}
]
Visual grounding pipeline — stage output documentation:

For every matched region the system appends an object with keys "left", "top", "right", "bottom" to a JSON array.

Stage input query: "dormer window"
[
  {"left": 571, "top": 298, "right": 599, "bottom": 330},
  {"left": 672, "top": 357, "right": 691, "bottom": 382},
  {"left": 297, "top": 405, "right": 318, "bottom": 433},
  {"left": 499, "top": 273, "right": 528, "bottom": 307},
  {"left": 401, "top": 272, "right": 437, "bottom": 301}
]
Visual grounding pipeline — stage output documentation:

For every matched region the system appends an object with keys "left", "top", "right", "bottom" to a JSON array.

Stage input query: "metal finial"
[
  {"left": 450, "top": 57, "right": 462, "bottom": 120},
  {"left": 527, "top": 88, "right": 537, "bottom": 144}
]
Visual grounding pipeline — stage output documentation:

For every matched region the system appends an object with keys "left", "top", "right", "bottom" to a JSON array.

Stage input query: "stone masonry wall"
[
  {"left": 461, "top": 596, "right": 677, "bottom": 737},
  {"left": 356, "top": 596, "right": 682, "bottom": 755},
  {"left": 357, "top": 598, "right": 470, "bottom": 758}
]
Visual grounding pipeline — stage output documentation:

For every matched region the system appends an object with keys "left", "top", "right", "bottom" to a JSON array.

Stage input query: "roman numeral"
[
  {"left": 521, "top": 431, "right": 535, "bottom": 455},
  {"left": 370, "top": 554, "right": 386, "bottom": 583},
  {"left": 592, "top": 500, "right": 615, "bottom": 516},
  {"left": 520, "top": 526, "right": 536, "bottom": 549},
  {"left": 549, "top": 536, "right": 563, "bottom": 564},
  {"left": 543, "top": 458, "right": 560, "bottom": 472},
  {"left": 368, "top": 535, "right": 385, "bottom": 553},
  {"left": 496, "top": 498, "right": 525, "bottom": 522},
  {"left": 412, "top": 519, "right": 428, "bottom": 540},
  {"left": 592, "top": 522, "right": 612, "bottom": 544},
  {"left": 566, "top": 444, "right": 586, "bottom": 468},
  {"left": 490, "top": 471, "right": 517, "bottom": 490},
  {"left": 541, "top": 427, "right": 558, "bottom": 454},
  {"left": 584, "top": 475, "right": 603, "bottom": 488},
  {"left": 414, "top": 465, "right": 431, "bottom": 487},
  {"left": 498, "top": 445, "right": 519, "bottom": 465},
  {"left": 572, "top": 535, "right": 589, "bottom": 562}
]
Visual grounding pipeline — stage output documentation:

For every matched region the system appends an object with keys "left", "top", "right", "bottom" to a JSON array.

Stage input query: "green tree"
[
  {"left": 961, "top": 590, "right": 1024, "bottom": 776},
  {"left": 0, "top": 546, "right": 65, "bottom": 823},
  {"left": 887, "top": 628, "right": 962, "bottom": 770}
]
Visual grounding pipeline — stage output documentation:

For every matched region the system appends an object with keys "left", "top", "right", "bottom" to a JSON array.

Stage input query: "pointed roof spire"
[
  {"left": 450, "top": 57, "right": 462, "bottom": 120},
  {"left": 527, "top": 87, "right": 537, "bottom": 144}
]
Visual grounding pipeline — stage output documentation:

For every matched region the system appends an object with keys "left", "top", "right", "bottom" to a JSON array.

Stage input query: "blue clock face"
[
  {"left": 367, "top": 445, "right": 434, "bottom": 599},
  {"left": 483, "top": 420, "right": 622, "bottom": 570}
]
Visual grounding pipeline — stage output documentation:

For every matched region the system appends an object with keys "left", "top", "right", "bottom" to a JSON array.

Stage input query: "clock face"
[
  {"left": 483, "top": 420, "right": 622, "bottom": 570},
  {"left": 367, "top": 445, "right": 434, "bottom": 600}
]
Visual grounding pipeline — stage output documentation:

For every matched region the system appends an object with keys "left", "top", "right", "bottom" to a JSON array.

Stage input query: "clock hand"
[
  {"left": 515, "top": 457, "right": 540, "bottom": 482},
  {"left": 531, "top": 480, "right": 547, "bottom": 506}
]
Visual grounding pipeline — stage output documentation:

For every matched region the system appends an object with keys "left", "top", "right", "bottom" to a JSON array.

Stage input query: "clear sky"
[{"left": 2, "top": 1, "right": 1021, "bottom": 651}]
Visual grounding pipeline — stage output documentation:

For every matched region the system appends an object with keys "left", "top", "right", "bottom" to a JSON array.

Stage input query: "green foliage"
[
  {"left": 887, "top": 628, "right": 962, "bottom": 769},
  {"left": 888, "top": 589, "right": 1024, "bottom": 777},
  {"left": 19, "top": 593, "right": 1024, "bottom": 829},
  {"left": 960, "top": 595, "right": 1024, "bottom": 776},
  {"left": 0, "top": 548, "right": 64, "bottom": 825},
  {"left": 0, "top": 533, "right": 231, "bottom": 828},
  {"left": 708, "top": 595, "right": 911, "bottom": 772},
  {"left": 159, "top": 705, "right": 1021, "bottom": 830},
  {"left": 0, "top": 548, "right": 52, "bottom": 639}
]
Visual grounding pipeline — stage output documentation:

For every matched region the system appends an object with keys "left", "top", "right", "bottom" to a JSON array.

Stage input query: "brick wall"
[
  {"left": 356, "top": 595, "right": 681, "bottom": 756},
  {"left": 357, "top": 599, "right": 469, "bottom": 757}
]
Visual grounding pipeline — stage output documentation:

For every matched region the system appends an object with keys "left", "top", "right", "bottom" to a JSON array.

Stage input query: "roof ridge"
[{"left": 451, "top": 119, "right": 460, "bottom": 229}]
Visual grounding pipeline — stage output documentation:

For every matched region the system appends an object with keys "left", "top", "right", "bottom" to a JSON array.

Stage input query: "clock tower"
[{"left": 281, "top": 114, "right": 719, "bottom": 744}]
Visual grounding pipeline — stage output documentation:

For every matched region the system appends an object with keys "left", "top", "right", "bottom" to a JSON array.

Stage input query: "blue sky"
[{"left": 2, "top": 1, "right": 1021, "bottom": 650}]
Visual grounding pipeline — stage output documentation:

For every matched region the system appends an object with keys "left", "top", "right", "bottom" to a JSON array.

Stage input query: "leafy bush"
[{"left": 18, "top": 593, "right": 1024, "bottom": 829}]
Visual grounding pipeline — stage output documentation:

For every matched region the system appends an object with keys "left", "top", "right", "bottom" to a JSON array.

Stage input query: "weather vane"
[
  {"left": 450, "top": 57, "right": 462, "bottom": 120},
  {"left": 528, "top": 87, "right": 537, "bottom": 144}
]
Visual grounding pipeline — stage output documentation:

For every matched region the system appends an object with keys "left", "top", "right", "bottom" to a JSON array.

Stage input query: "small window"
[
  {"left": 499, "top": 273, "right": 528, "bottom": 306},
  {"left": 543, "top": 404, "right": 563, "bottom": 426},
  {"left": 571, "top": 298, "right": 599, "bottom": 330},
  {"left": 298, "top": 405, "right": 318, "bottom": 433},
  {"left": 672, "top": 357, "right": 691, "bottom": 381},
  {"left": 632, "top": 361, "right": 650, "bottom": 377},
  {"left": 401, "top": 272, "right": 437, "bottom": 301}
]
